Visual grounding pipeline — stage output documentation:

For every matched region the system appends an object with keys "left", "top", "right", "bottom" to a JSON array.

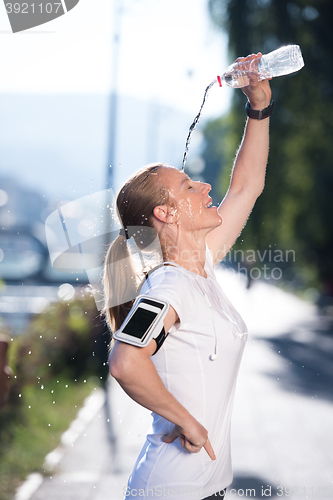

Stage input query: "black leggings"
[{"left": 202, "top": 489, "right": 226, "bottom": 500}]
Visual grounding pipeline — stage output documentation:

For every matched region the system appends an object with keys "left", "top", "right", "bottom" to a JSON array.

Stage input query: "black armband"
[{"left": 152, "top": 327, "right": 168, "bottom": 355}]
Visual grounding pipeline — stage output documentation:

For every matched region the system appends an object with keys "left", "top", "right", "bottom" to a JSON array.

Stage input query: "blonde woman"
[{"left": 105, "top": 54, "right": 272, "bottom": 499}]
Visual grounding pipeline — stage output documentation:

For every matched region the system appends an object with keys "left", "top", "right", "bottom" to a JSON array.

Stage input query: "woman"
[{"left": 105, "top": 54, "right": 272, "bottom": 499}]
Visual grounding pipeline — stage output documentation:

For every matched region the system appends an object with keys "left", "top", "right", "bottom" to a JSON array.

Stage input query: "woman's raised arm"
[{"left": 207, "top": 53, "right": 272, "bottom": 266}]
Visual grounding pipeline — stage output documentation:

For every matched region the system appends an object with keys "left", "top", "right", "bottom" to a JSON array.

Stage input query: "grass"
[{"left": 0, "top": 376, "right": 97, "bottom": 500}]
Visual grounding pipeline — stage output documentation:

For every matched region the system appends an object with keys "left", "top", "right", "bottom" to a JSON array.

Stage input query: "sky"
[
  {"left": 0, "top": 0, "right": 235, "bottom": 288},
  {"left": 0, "top": 0, "right": 232, "bottom": 117},
  {"left": 0, "top": 0, "right": 234, "bottom": 206}
]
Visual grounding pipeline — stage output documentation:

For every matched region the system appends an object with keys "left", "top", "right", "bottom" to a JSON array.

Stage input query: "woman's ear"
[
  {"left": 153, "top": 205, "right": 178, "bottom": 224},
  {"left": 153, "top": 205, "right": 169, "bottom": 223}
]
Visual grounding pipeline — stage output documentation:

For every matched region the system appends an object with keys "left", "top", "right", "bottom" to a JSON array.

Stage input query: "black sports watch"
[{"left": 245, "top": 100, "right": 274, "bottom": 120}]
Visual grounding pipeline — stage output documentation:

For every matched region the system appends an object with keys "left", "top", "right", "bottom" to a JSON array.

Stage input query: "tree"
[{"left": 204, "top": 0, "right": 333, "bottom": 290}]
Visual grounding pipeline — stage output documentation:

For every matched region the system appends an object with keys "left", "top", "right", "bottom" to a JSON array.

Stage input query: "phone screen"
[{"left": 123, "top": 307, "right": 158, "bottom": 339}]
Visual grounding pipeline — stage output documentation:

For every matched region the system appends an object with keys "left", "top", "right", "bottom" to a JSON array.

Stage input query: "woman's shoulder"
[
  {"left": 140, "top": 264, "right": 196, "bottom": 325},
  {"left": 141, "top": 263, "right": 190, "bottom": 293}
]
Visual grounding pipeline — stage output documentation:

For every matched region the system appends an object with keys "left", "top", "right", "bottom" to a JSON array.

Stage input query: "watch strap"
[{"left": 245, "top": 99, "right": 274, "bottom": 120}]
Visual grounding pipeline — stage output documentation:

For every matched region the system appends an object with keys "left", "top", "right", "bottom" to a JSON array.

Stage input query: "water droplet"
[
  {"left": 41, "top": 385, "right": 44, "bottom": 389},
  {"left": 58, "top": 283, "right": 75, "bottom": 301},
  {"left": 19, "top": 394, "right": 22, "bottom": 397}
]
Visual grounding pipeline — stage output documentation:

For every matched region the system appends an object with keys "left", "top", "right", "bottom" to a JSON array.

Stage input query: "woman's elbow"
[
  {"left": 254, "top": 181, "right": 265, "bottom": 199},
  {"left": 109, "top": 357, "right": 121, "bottom": 380},
  {"left": 109, "top": 343, "right": 136, "bottom": 381},
  {"left": 109, "top": 347, "right": 127, "bottom": 380},
  {"left": 109, "top": 359, "right": 128, "bottom": 382}
]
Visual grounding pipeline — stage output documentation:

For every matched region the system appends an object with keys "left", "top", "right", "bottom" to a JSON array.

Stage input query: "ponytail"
[
  {"left": 103, "top": 163, "right": 171, "bottom": 335},
  {"left": 103, "top": 234, "right": 138, "bottom": 332}
]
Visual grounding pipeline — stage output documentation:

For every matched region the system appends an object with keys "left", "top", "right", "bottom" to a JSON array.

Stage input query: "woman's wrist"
[
  {"left": 246, "top": 100, "right": 274, "bottom": 120},
  {"left": 178, "top": 412, "right": 199, "bottom": 432}
]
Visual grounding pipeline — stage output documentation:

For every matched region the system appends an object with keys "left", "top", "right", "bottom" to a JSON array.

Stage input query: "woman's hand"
[
  {"left": 162, "top": 418, "right": 216, "bottom": 460},
  {"left": 233, "top": 53, "right": 272, "bottom": 110}
]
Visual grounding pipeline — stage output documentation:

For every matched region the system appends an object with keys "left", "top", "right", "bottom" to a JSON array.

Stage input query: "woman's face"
[{"left": 158, "top": 167, "right": 222, "bottom": 234}]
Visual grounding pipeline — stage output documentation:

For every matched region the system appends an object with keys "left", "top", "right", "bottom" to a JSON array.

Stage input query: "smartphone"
[{"left": 113, "top": 295, "right": 169, "bottom": 347}]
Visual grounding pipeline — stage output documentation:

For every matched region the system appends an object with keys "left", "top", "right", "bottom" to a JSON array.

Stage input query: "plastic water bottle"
[{"left": 218, "top": 45, "right": 304, "bottom": 88}]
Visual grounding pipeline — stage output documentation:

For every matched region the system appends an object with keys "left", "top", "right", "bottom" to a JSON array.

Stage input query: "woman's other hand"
[{"left": 162, "top": 418, "right": 216, "bottom": 460}]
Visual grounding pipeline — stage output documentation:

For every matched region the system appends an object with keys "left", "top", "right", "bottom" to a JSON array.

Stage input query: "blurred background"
[
  {"left": 0, "top": 0, "right": 332, "bottom": 499},
  {"left": 0, "top": 0, "right": 230, "bottom": 330}
]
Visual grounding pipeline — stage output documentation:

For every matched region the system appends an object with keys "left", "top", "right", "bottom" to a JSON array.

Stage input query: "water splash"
[{"left": 181, "top": 78, "right": 218, "bottom": 171}]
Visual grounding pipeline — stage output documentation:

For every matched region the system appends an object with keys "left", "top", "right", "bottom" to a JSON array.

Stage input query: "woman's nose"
[{"left": 201, "top": 182, "right": 211, "bottom": 194}]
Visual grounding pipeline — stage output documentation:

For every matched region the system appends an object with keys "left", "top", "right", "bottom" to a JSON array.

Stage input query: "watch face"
[{"left": 123, "top": 308, "right": 158, "bottom": 339}]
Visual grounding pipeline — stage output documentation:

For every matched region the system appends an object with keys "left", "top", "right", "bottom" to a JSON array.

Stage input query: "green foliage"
[
  {"left": 0, "top": 377, "right": 95, "bottom": 500},
  {"left": 205, "top": 0, "right": 333, "bottom": 289},
  {"left": 13, "top": 296, "right": 110, "bottom": 390},
  {"left": 0, "top": 296, "right": 110, "bottom": 499}
]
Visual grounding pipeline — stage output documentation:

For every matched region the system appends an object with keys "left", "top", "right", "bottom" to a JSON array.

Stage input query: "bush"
[
  {"left": 0, "top": 293, "right": 111, "bottom": 499},
  {"left": 13, "top": 295, "right": 110, "bottom": 390}
]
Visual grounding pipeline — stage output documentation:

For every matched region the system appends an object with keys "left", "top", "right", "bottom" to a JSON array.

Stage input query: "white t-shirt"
[{"left": 125, "top": 247, "right": 248, "bottom": 499}]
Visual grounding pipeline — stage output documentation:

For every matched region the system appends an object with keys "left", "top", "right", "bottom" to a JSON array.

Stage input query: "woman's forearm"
[
  {"left": 227, "top": 63, "right": 272, "bottom": 198},
  {"left": 109, "top": 341, "right": 193, "bottom": 428},
  {"left": 229, "top": 115, "right": 270, "bottom": 197},
  {"left": 112, "top": 354, "right": 191, "bottom": 425},
  {"left": 110, "top": 341, "right": 214, "bottom": 457}
]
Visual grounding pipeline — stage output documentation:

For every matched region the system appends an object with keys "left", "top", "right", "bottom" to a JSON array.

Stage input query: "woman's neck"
[{"left": 163, "top": 233, "right": 208, "bottom": 278}]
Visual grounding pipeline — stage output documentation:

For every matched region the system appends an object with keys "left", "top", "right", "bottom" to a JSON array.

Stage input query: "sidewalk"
[{"left": 17, "top": 271, "right": 333, "bottom": 500}]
